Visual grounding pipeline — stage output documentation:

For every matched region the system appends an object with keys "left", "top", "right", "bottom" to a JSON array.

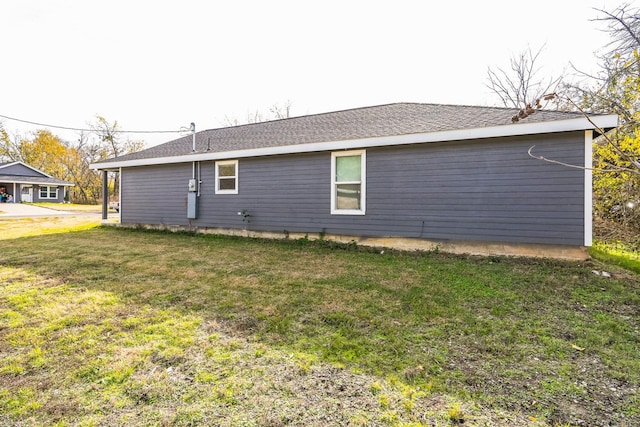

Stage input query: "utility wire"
[{"left": 0, "top": 113, "right": 184, "bottom": 134}]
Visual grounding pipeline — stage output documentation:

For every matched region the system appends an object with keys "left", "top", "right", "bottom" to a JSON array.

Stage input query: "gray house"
[
  {"left": 0, "top": 161, "right": 74, "bottom": 203},
  {"left": 91, "top": 103, "right": 618, "bottom": 259}
]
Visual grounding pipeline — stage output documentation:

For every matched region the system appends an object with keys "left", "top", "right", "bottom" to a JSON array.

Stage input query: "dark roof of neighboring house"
[
  {"left": 0, "top": 162, "right": 74, "bottom": 186},
  {"left": 95, "top": 102, "right": 612, "bottom": 166},
  {"left": 0, "top": 175, "right": 74, "bottom": 186}
]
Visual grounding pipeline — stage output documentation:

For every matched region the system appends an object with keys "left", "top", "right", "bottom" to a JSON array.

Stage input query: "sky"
[{"left": 0, "top": 0, "right": 630, "bottom": 148}]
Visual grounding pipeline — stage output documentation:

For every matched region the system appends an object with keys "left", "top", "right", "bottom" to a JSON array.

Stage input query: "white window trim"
[
  {"left": 215, "top": 160, "right": 238, "bottom": 195},
  {"left": 39, "top": 185, "right": 59, "bottom": 200},
  {"left": 331, "top": 150, "right": 366, "bottom": 215}
]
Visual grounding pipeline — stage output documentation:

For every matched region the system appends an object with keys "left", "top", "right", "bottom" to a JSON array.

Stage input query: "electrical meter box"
[{"left": 187, "top": 179, "right": 198, "bottom": 219}]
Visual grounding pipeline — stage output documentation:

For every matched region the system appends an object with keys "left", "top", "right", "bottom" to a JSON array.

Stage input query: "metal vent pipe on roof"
[{"left": 190, "top": 122, "right": 196, "bottom": 152}]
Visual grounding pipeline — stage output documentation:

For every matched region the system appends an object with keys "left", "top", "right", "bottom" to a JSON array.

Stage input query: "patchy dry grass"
[
  {"left": 1, "top": 223, "right": 639, "bottom": 426},
  {"left": 27, "top": 203, "right": 104, "bottom": 213},
  {"left": 0, "top": 216, "right": 101, "bottom": 240}
]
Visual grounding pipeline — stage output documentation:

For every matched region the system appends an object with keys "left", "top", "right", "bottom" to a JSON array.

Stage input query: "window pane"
[
  {"left": 336, "top": 184, "right": 361, "bottom": 210},
  {"left": 40, "top": 187, "right": 47, "bottom": 197},
  {"left": 219, "top": 178, "right": 236, "bottom": 190},
  {"left": 336, "top": 155, "right": 361, "bottom": 182},
  {"left": 218, "top": 164, "right": 236, "bottom": 177}
]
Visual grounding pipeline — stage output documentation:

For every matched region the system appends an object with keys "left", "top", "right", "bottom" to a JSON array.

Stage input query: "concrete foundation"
[{"left": 111, "top": 223, "right": 590, "bottom": 260}]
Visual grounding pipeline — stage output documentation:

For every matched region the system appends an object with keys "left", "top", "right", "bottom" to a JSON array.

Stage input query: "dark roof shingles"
[
  {"left": 0, "top": 175, "right": 73, "bottom": 185},
  {"left": 102, "top": 102, "right": 584, "bottom": 164}
]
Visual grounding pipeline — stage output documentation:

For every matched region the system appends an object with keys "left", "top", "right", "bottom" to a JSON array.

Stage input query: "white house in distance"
[{"left": 0, "top": 161, "right": 74, "bottom": 203}]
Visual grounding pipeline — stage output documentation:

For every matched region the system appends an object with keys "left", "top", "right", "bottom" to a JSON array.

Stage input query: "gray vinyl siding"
[
  {"left": 33, "top": 186, "right": 65, "bottom": 203},
  {"left": 120, "top": 131, "right": 586, "bottom": 246},
  {"left": 121, "top": 163, "right": 193, "bottom": 225}
]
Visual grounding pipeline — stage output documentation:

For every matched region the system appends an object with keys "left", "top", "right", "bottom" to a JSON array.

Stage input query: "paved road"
[{"left": 0, "top": 203, "right": 99, "bottom": 218}]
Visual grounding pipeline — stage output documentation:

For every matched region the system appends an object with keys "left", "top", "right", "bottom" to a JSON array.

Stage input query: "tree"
[
  {"left": 0, "top": 115, "right": 146, "bottom": 204},
  {"left": 21, "top": 130, "right": 70, "bottom": 177},
  {"left": 486, "top": 6, "right": 640, "bottom": 246},
  {"left": 486, "top": 45, "right": 562, "bottom": 110},
  {"left": 90, "top": 115, "right": 144, "bottom": 201},
  {"left": 222, "top": 101, "right": 293, "bottom": 126},
  {"left": 91, "top": 115, "right": 144, "bottom": 159},
  {"left": 566, "top": 4, "right": 640, "bottom": 244},
  {"left": 0, "top": 128, "right": 72, "bottom": 177},
  {"left": 0, "top": 128, "right": 89, "bottom": 202},
  {"left": 0, "top": 121, "right": 9, "bottom": 161}
]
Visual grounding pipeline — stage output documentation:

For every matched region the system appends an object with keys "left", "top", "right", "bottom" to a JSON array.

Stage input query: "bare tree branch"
[
  {"left": 486, "top": 45, "right": 562, "bottom": 109},
  {"left": 528, "top": 145, "right": 639, "bottom": 174},
  {"left": 592, "top": 4, "right": 640, "bottom": 57}
]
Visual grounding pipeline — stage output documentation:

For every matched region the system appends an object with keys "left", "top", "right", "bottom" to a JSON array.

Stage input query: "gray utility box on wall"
[{"left": 187, "top": 179, "right": 197, "bottom": 219}]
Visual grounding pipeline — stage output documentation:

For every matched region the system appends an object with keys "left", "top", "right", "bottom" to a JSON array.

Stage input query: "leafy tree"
[
  {"left": 567, "top": 4, "right": 640, "bottom": 244},
  {"left": 0, "top": 121, "right": 10, "bottom": 161},
  {"left": 20, "top": 130, "right": 70, "bottom": 177},
  {"left": 0, "top": 116, "right": 145, "bottom": 204}
]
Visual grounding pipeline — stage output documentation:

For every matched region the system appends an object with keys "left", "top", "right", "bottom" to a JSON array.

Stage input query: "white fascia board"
[{"left": 90, "top": 114, "right": 619, "bottom": 170}]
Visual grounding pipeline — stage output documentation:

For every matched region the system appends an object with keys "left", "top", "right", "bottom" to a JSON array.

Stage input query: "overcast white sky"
[{"left": 0, "top": 0, "right": 629, "bottom": 147}]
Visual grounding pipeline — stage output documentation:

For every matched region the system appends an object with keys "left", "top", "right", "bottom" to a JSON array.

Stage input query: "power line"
[{"left": 0, "top": 113, "right": 184, "bottom": 134}]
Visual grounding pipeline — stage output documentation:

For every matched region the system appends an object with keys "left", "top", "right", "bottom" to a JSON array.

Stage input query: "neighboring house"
[
  {"left": 90, "top": 103, "right": 618, "bottom": 259},
  {"left": 0, "top": 161, "right": 74, "bottom": 203}
]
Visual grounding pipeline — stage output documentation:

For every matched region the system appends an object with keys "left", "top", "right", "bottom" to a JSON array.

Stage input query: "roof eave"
[
  {"left": 0, "top": 179, "right": 75, "bottom": 186},
  {"left": 90, "top": 114, "right": 619, "bottom": 170}
]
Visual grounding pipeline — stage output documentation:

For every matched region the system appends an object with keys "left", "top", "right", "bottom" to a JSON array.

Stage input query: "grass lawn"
[
  {"left": 0, "top": 216, "right": 101, "bottom": 240},
  {"left": 1, "top": 221, "right": 639, "bottom": 426},
  {"left": 27, "top": 203, "right": 105, "bottom": 213}
]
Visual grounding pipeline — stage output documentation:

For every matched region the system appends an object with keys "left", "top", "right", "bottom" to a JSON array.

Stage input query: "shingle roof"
[{"left": 98, "top": 102, "right": 593, "bottom": 164}]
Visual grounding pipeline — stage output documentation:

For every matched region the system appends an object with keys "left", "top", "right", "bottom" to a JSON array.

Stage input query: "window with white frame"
[
  {"left": 331, "top": 150, "right": 366, "bottom": 215},
  {"left": 215, "top": 160, "right": 238, "bottom": 194},
  {"left": 39, "top": 185, "right": 58, "bottom": 199}
]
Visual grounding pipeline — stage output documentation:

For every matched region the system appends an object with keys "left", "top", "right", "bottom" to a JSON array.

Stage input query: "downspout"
[
  {"left": 187, "top": 123, "right": 199, "bottom": 220},
  {"left": 197, "top": 161, "right": 201, "bottom": 197},
  {"left": 191, "top": 122, "right": 196, "bottom": 153},
  {"left": 118, "top": 167, "right": 122, "bottom": 222},
  {"left": 191, "top": 122, "right": 196, "bottom": 186}
]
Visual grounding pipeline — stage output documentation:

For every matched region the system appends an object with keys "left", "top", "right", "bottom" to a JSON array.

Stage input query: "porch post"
[{"left": 102, "top": 170, "right": 108, "bottom": 220}]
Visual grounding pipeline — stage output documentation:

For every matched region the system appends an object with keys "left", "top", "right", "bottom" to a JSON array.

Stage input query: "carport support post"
[{"left": 102, "top": 170, "right": 108, "bottom": 221}]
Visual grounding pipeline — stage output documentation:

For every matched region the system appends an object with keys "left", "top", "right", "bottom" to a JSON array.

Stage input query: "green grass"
[
  {"left": 590, "top": 240, "right": 640, "bottom": 273},
  {"left": 1, "top": 223, "right": 639, "bottom": 426}
]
